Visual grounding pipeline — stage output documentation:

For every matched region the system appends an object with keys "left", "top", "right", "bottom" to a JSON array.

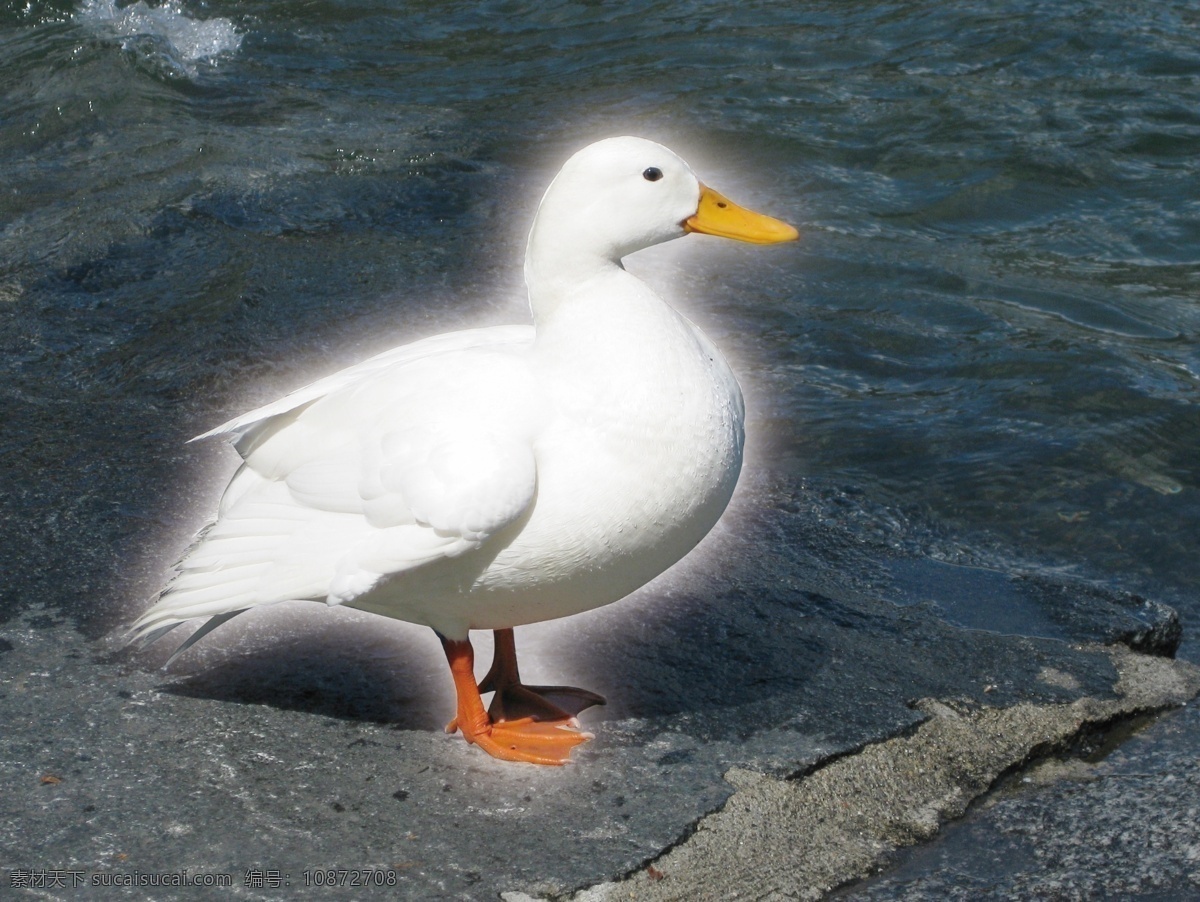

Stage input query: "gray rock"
[{"left": 554, "top": 648, "right": 1200, "bottom": 901}]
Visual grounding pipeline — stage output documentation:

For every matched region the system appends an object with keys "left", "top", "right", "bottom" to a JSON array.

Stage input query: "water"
[
  {"left": 77, "top": 0, "right": 242, "bottom": 76},
  {"left": 2, "top": 0, "right": 1198, "bottom": 893}
]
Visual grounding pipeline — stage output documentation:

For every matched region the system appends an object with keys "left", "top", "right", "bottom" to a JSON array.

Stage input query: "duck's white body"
[{"left": 134, "top": 137, "right": 766, "bottom": 646}]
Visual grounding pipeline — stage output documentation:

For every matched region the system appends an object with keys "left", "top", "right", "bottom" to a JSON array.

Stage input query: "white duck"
[{"left": 133, "top": 136, "right": 797, "bottom": 764}]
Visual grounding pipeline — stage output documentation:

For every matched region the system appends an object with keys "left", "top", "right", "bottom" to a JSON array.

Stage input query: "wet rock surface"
[
  {"left": 554, "top": 649, "right": 1200, "bottom": 902},
  {"left": 3, "top": 489, "right": 1197, "bottom": 900},
  {"left": 843, "top": 691, "right": 1200, "bottom": 901}
]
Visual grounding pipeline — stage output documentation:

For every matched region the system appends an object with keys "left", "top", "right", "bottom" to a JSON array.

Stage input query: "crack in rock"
[{"left": 508, "top": 646, "right": 1200, "bottom": 902}]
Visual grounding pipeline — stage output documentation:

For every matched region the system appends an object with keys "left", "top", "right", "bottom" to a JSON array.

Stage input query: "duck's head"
[{"left": 525, "top": 137, "right": 797, "bottom": 295}]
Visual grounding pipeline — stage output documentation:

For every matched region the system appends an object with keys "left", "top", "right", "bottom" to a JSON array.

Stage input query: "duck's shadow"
[
  {"left": 511, "top": 583, "right": 851, "bottom": 738},
  {"left": 148, "top": 609, "right": 451, "bottom": 732},
  {"left": 136, "top": 585, "right": 844, "bottom": 743},
  {"left": 163, "top": 645, "right": 445, "bottom": 732}
]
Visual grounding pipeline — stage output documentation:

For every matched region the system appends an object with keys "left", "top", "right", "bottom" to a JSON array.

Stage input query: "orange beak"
[{"left": 684, "top": 183, "right": 799, "bottom": 245}]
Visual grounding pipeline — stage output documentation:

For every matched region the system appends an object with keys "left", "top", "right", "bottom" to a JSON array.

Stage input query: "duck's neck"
[
  {"left": 524, "top": 224, "right": 623, "bottom": 319},
  {"left": 523, "top": 182, "right": 657, "bottom": 320},
  {"left": 524, "top": 254, "right": 617, "bottom": 320},
  {"left": 525, "top": 252, "right": 688, "bottom": 387}
]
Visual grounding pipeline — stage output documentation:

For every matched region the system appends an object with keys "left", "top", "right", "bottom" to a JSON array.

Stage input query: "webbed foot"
[{"left": 439, "top": 629, "right": 599, "bottom": 766}]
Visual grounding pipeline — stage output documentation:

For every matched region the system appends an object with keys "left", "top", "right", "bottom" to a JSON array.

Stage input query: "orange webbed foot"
[
  {"left": 466, "top": 716, "right": 592, "bottom": 766},
  {"left": 439, "top": 630, "right": 597, "bottom": 766}
]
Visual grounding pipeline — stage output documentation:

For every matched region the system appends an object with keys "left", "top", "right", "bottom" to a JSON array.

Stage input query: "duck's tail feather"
[
  {"left": 133, "top": 621, "right": 184, "bottom": 650},
  {"left": 128, "top": 607, "right": 247, "bottom": 668},
  {"left": 163, "top": 610, "right": 246, "bottom": 667}
]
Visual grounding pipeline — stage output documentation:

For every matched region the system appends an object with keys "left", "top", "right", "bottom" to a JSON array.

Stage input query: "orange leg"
[
  {"left": 478, "top": 628, "right": 606, "bottom": 723},
  {"left": 439, "top": 632, "right": 593, "bottom": 766}
]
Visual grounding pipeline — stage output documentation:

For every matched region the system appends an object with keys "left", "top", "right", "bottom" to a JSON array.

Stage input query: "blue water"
[
  {"left": 1, "top": 0, "right": 1198, "bottom": 888},
  {"left": 6, "top": 0, "right": 1195, "bottom": 634}
]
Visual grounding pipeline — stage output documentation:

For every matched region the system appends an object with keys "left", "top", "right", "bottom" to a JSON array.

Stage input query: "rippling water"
[{"left": 5, "top": 0, "right": 1196, "bottom": 640}]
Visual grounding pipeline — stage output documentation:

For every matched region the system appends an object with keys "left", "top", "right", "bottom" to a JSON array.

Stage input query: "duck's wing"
[
  {"left": 195, "top": 324, "right": 534, "bottom": 457},
  {"left": 132, "top": 325, "right": 539, "bottom": 651}
]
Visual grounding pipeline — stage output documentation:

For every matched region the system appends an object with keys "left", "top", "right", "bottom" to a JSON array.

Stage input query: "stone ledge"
[{"left": 529, "top": 647, "right": 1200, "bottom": 902}]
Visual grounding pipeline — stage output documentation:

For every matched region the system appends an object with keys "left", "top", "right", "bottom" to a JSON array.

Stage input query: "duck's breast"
[{"left": 472, "top": 280, "right": 746, "bottom": 620}]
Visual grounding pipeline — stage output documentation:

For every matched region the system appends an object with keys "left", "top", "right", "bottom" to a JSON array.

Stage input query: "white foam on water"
[{"left": 77, "top": 0, "right": 243, "bottom": 76}]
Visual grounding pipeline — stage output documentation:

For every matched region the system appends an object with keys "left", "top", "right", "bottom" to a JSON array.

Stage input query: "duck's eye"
[{"left": 642, "top": 167, "right": 664, "bottom": 182}]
